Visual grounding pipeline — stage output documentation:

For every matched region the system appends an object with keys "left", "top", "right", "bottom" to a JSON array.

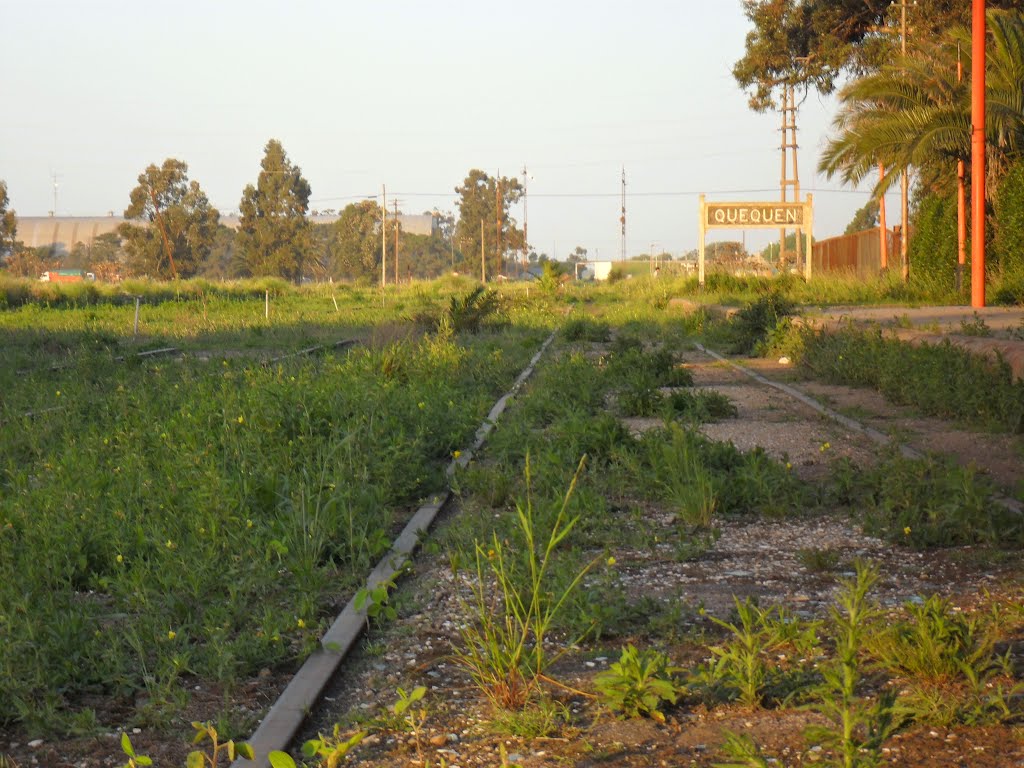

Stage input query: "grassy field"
[
  {"left": 1, "top": 272, "right": 1021, "bottom": 765},
  {"left": 0, "top": 277, "right": 558, "bottom": 732}
]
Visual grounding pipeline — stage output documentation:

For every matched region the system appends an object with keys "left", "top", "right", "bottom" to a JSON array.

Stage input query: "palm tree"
[
  {"left": 820, "top": 9, "right": 1024, "bottom": 198},
  {"left": 819, "top": 9, "right": 1024, "bottom": 286}
]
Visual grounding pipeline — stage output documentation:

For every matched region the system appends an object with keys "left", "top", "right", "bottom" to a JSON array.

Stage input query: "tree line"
[{"left": 0, "top": 141, "right": 529, "bottom": 284}]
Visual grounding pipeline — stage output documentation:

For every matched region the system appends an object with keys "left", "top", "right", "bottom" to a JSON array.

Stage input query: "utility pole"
[
  {"left": 957, "top": 42, "right": 967, "bottom": 293},
  {"left": 480, "top": 219, "right": 486, "bottom": 282},
  {"left": 391, "top": 198, "right": 399, "bottom": 286},
  {"left": 381, "top": 185, "right": 387, "bottom": 288},
  {"left": 619, "top": 167, "right": 626, "bottom": 261},
  {"left": 971, "top": 0, "right": 986, "bottom": 307},
  {"left": 495, "top": 173, "right": 502, "bottom": 277},
  {"left": 878, "top": 163, "right": 889, "bottom": 270},
  {"left": 522, "top": 165, "right": 529, "bottom": 277}
]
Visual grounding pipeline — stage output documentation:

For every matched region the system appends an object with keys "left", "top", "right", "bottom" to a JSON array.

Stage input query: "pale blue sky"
[{"left": 1, "top": 0, "right": 890, "bottom": 259}]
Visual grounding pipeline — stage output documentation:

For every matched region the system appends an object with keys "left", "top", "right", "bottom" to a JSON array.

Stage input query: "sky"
[{"left": 0, "top": 0, "right": 896, "bottom": 260}]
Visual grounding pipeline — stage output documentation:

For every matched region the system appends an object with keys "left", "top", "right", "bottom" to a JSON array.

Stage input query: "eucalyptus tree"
[
  {"left": 734, "top": 0, "right": 1022, "bottom": 111},
  {"left": 236, "top": 139, "right": 312, "bottom": 282},
  {"left": 119, "top": 159, "right": 219, "bottom": 279},
  {"left": 455, "top": 169, "right": 524, "bottom": 279},
  {"left": 327, "top": 200, "right": 383, "bottom": 281}
]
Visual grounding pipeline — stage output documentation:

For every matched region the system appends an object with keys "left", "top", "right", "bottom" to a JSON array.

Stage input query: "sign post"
[{"left": 698, "top": 195, "right": 813, "bottom": 287}]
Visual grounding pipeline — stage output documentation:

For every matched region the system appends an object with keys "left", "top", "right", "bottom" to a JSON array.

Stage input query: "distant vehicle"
[{"left": 39, "top": 269, "right": 96, "bottom": 283}]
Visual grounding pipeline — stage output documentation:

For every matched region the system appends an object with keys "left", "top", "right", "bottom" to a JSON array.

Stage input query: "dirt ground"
[{"left": 4, "top": 344, "right": 1024, "bottom": 768}]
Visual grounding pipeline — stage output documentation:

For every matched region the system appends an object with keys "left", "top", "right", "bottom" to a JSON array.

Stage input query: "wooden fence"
[{"left": 812, "top": 227, "right": 903, "bottom": 278}]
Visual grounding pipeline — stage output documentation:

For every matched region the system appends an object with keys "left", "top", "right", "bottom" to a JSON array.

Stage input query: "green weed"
[
  {"left": 665, "top": 389, "right": 738, "bottom": 422},
  {"left": 723, "top": 289, "right": 797, "bottom": 355},
  {"left": 450, "top": 456, "right": 601, "bottom": 710},
  {"left": 806, "top": 562, "right": 897, "bottom": 768},
  {"left": 713, "top": 731, "right": 773, "bottom": 768},
  {"left": 700, "top": 598, "right": 820, "bottom": 708},
  {"left": 798, "top": 547, "right": 841, "bottom": 573},
  {"left": 834, "top": 449, "right": 1020, "bottom": 548},
  {"left": 562, "top": 317, "right": 611, "bottom": 342},
  {"left": 866, "top": 596, "right": 1020, "bottom": 726},
  {"left": 958, "top": 313, "right": 993, "bottom": 337},
  {"left": 594, "top": 645, "right": 683, "bottom": 721}
]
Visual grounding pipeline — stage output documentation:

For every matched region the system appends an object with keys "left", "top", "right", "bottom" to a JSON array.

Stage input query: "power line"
[{"left": 306, "top": 186, "right": 872, "bottom": 207}]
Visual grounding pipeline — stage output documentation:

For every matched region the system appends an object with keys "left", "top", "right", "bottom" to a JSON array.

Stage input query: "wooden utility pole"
[
  {"left": 779, "top": 83, "right": 800, "bottom": 269},
  {"left": 495, "top": 174, "right": 502, "bottom": 277},
  {"left": 480, "top": 219, "right": 486, "bottom": 282},
  {"left": 521, "top": 165, "right": 529, "bottom": 277},
  {"left": 381, "top": 185, "right": 387, "bottom": 288},
  {"left": 393, "top": 199, "right": 399, "bottom": 285},
  {"left": 971, "top": 0, "right": 986, "bottom": 307}
]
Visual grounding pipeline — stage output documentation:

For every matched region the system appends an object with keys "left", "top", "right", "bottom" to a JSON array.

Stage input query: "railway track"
[
  {"left": 231, "top": 334, "right": 1023, "bottom": 767},
  {"left": 228, "top": 331, "right": 556, "bottom": 767}
]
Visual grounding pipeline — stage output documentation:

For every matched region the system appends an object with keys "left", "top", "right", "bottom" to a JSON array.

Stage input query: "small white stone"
[{"left": 28, "top": 739, "right": 44, "bottom": 748}]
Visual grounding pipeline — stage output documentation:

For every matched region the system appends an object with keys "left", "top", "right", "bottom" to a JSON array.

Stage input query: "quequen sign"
[
  {"left": 704, "top": 203, "right": 804, "bottom": 229},
  {"left": 697, "top": 194, "right": 813, "bottom": 285}
]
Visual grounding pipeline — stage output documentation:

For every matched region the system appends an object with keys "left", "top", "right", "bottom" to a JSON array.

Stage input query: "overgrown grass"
[
  {"left": 792, "top": 325, "right": 1024, "bottom": 433},
  {"left": 0, "top": 290, "right": 542, "bottom": 733},
  {"left": 828, "top": 450, "right": 1022, "bottom": 548}
]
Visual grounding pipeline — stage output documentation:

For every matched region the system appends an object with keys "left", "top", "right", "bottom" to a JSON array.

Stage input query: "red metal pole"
[
  {"left": 957, "top": 49, "right": 967, "bottom": 293},
  {"left": 971, "top": 0, "right": 986, "bottom": 307},
  {"left": 878, "top": 163, "right": 889, "bottom": 271}
]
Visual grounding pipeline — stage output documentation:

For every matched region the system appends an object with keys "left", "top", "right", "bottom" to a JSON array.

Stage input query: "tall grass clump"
[
  {"left": 630, "top": 425, "right": 806, "bottom": 520},
  {"left": 451, "top": 457, "right": 600, "bottom": 710}
]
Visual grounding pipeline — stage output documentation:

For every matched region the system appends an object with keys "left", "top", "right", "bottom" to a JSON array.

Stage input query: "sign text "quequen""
[{"left": 705, "top": 203, "right": 804, "bottom": 229}]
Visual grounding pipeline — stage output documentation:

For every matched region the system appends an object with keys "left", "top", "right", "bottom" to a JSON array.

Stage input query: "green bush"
[
  {"left": 908, "top": 193, "right": 958, "bottom": 296},
  {"left": 993, "top": 159, "right": 1024, "bottom": 283},
  {"left": 561, "top": 317, "right": 611, "bottom": 342},
  {"left": 726, "top": 289, "right": 796, "bottom": 355}
]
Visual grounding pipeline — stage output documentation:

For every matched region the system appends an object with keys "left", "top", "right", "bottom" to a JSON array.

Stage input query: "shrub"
[
  {"left": 727, "top": 289, "right": 796, "bottom": 355},
  {"left": 907, "top": 192, "right": 958, "bottom": 297},
  {"left": 993, "top": 159, "right": 1024, "bottom": 282}
]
